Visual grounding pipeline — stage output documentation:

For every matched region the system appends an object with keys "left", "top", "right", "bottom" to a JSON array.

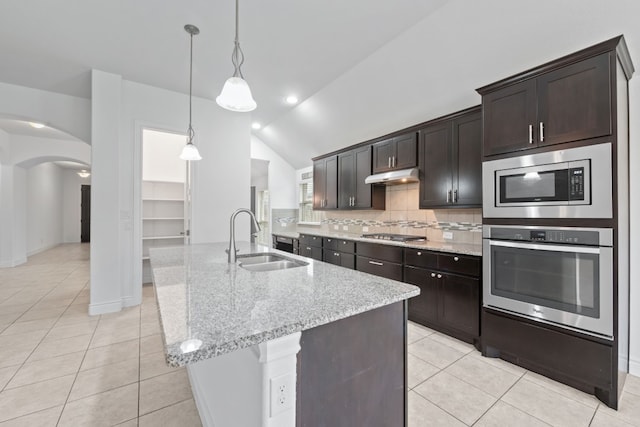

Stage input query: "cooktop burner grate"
[{"left": 361, "top": 233, "right": 426, "bottom": 242}]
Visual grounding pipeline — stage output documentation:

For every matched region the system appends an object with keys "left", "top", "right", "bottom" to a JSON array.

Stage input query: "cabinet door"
[
  {"left": 312, "top": 159, "right": 326, "bottom": 209},
  {"left": 537, "top": 53, "right": 612, "bottom": 147},
  {"left": 353, "top": 145, "right": 374, "bottom": 208},
  {"left": 372, "top": 139, "right": 395, "bottom": 173},
  {"left": 325, "top": 156, "right": 338, "bottom": 209},
  {"left": 393, "top": 133, "right": 418, "bottom": 170},
  {"left": 338, "top": 151, "right": 355, "bottom": 209},
  {"left": 452, "top": 110, "right": 482, "bottom": 207},
  {"left": 404, "top": 267, "right": 439, "bottom": 325},
  {"left": 482, "top": 79, "right": 537, "bottom": 156},
  {"left": 439, "top": 273, "right": 480, "bottom": 337},
  {"left": 419, "top": 122, "right": 452, "bottom": 208}
]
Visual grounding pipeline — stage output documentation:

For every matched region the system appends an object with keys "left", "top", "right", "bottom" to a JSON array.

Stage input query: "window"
[{"left": 298, "top": 169, "right": 321, "bottom": 224}]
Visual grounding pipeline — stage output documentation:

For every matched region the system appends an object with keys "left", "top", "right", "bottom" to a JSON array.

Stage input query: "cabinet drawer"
[
  {"left": 438, "top": 253, "right": 480, "bottom": 277},
  {"left": 336, "top": 239, "right": 355, "bottom": 254},
  {"left": 356, "top": 242, "right": 403, "bottom": 264},
  {"left": 404, "top": 248, "right": 438, "bottom": 269},
  {"left": 300, "top": 245, "right": 322, "bottom": 261},
  {"left": 299, "top": 234, "right": 322, "bottom": 248},
  {"left": 324, "top": 250, "right": 355, "bottom": 270},
  {"left": 356, "top": 256, "right": 403, "bottom": 281}
]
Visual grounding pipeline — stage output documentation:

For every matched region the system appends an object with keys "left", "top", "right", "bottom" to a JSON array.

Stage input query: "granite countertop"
[
  {"left": 272, "top": 229, "right": 482, "bottom": 256},
  {"left": 150, "top": 242, "right": 420, "bottom": 367}
]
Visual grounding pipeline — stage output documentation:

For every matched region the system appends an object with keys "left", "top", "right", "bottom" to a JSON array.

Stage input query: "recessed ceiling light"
[
  {"left": 77, "top": 170, "right": 91, "bottom": 178},
  {"left": 251, "top": 122, "right": 262, "bottom": 130},
  {"left": 29, "top": 122, "right": 45, "bottom": 129},
  {"left": 285, "top": 95, "right": 298, "bottom": 105}
]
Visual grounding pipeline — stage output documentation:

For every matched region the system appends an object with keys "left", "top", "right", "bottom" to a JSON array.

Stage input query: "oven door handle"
[{"left": 488, "top": 239, "right": 601, "bottom": 254}]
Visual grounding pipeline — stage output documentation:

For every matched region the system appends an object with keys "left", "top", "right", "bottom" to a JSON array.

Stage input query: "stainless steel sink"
[{"left": 238, "top": 253, "right": 308, "bottom": 272}]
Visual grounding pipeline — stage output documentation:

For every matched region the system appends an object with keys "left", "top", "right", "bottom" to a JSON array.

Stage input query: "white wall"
[
  {"left": 142, "top": 129, "right": 186, "bottom": 183},
  {"left": 251, "top": 136, "right": 296, "bottom": 209},
  {"left": 0, "top": 82, "right": 91, "bottom": 143},
  {"left": 11, "top": 135, "right": 90, "bottom": 168},
  {"left": 26, "top": 162, "right": 63, "bottom": 255},
  {"left": 63, "top": 169, "right": 91, "bottom": 243}
]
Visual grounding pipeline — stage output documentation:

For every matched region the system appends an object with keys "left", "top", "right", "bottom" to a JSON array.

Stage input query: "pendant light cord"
[
  {"left": 188, "top": 30, "right": 195, "bottom": 144},
  {"left": 231, "top": 0, "right": 245, "bottom": 78}
]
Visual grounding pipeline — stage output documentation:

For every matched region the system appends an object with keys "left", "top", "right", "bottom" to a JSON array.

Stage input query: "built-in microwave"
[{"left": 483, "top": 142, "right": 612, "bottom": 219}]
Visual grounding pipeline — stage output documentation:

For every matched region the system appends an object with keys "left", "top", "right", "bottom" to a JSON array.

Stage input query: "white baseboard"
[
  {"left": 88, "top": 299, "right": 123, "bottom": 315},
  {"left": 122, "top": 295, "right": 141, "bottom": 308},
  {"left": 0, "top": 257, "right": 27, "bottom": 268},
  {"left": 629, "top": 356, "right": 640, "bottom": 377}
]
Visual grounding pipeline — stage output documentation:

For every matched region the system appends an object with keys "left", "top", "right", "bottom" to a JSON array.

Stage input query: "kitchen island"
[{"left": 150, "top": 241, "right": 419, "bottom": 427}]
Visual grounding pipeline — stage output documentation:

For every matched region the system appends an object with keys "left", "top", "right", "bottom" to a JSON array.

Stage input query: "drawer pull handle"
[
  {"left": 453, "top": 256, "right": 459, "bottom": 261},
  {"left": 327, "top": 239, "right": 331, "bottom": 242},
  {"left": 437, "top": 274, "right": 442, "bottom": 279},
  {"left": 369, "top": 261, "right": 384, "bottom": 266},
  {"left": 417, "top": 251, "right": 422, "bottom": 256},
  {"left": 430, "top": 273, "right": 436, "bottom": 278},
  {"left": 306, "top": 247, "right": 311, "bottom": 250},
  {"left": 335, "top": 252, "right": 339, "bottom": 257}
]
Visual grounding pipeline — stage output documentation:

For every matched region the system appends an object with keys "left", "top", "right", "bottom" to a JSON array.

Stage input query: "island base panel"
[{"left": 297, "top": 301, "right": 407, "bottom": 427}]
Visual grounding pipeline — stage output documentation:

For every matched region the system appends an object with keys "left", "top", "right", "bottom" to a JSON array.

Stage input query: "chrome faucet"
[{"left": 227, "top": 208, "right": 261, "bottom": 263}]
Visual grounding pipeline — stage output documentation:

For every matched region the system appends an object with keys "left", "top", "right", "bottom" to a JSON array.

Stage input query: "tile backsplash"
[{"left": 272, "top": 183, "right": 482, "bottom": 245}]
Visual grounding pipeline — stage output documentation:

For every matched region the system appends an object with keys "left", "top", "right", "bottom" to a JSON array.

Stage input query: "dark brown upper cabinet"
[
  {"left": 313, "top": 156, "right": 338, "bottom": 210},
  {"left": 478, "top": 36, "right": 635, "bottom": 158},
  {"left": 338, "top": 146, "right": 385, "bottom": 210},
  {"left": 418, "top": 107, "right": 482, "bottom": 209},
  {"left": 372, "top": 133, "right": 418, "bottom": 173}
]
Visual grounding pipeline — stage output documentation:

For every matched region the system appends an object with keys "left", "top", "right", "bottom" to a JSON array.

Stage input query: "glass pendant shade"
[
  {"left": 216, "top": 77, "right": 257, "bottom": 112},
  {"left": 180, "top": 142, "right": 202, "bottom": 161}
]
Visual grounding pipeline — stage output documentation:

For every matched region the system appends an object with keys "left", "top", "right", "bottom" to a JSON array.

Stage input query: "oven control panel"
[{"left": 489, "top": 227, "right": 601, "bottom": 246}]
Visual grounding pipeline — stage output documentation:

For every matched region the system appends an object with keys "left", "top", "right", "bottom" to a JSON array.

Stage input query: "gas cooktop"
[{"left": 361, "top": 233, "right": 426, "bottom": 242}]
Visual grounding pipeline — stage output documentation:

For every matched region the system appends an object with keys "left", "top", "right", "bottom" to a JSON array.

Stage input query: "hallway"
[{"left": 0, "top": 244, "right": 200, "bottom": 426}]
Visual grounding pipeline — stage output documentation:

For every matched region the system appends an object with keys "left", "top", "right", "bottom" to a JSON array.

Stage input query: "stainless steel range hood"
[{"left": 364, "top": 168, "right": 419, "bottom": 185}]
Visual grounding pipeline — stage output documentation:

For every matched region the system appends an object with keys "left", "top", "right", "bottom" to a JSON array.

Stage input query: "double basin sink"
[{"left": 238, "top": 253, "right": 308, "bottom": 272}]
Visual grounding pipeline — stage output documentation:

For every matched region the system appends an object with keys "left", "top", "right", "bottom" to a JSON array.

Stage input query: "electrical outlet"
[
  {"left": 443, "top": 231, "right": 453, "bottom": 240},
  {"left": 362, "top": 226, "right": 369, "bottom": 232},
  {"left": 342, "top": 226, "right": 348, "bottom": 231},
  {"left": 270, "top": 373, "right": 295, "bottom": 416},
  {"left": 334, "top": 225, "right": 339, "bottom": 230}
]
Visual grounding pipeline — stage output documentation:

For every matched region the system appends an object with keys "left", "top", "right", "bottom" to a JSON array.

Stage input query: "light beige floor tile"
[
  {"left": 428, "top": 332, "right": 475, "bottom": 354},
  {"left": 0, "top": 318, "right": 56, "bottom": 336},
  {"left": 468, "top": 351, "right": 528, "bottom": 377},
  {"left": 45, "top": 320, "right": 98, "bottom": 341},
  {"left": 58, "top": 383, "right": 138, "bottom": 427},
  {"left": 69, "top": 357, "right": 139, "bottom": 401},
  {"left": 407, "top": 353, "right": 440, "bottom": 389},
  {"left": 408, "top": 390, "right": 465, "bottom": 427},
  {"left": 409, "top": 336, "right": 466, "bottom": 369},
  {"left": 0, "top": 347, "right": 36, "bottom": 370},
  {"left": 523, "top": 371, "right": 600, "bottom": 409},
  {"left": 590, "top": 409, "right": 635, "bottom": 427},
  {"left": 89, "top": 325, "right": 139, "bottom": 348},
  {"left": 32, "top": 298, "right": 74, "bottom": 310},
  {"left": 475, "top": 401, "right": 550, "bottom": 427},
  {"left": 407, "top": 322, "right": 435, "bottom": 344},
  {"left": 501, "top": 378, "right": 596, "bottom": 427},
  {"left": 595, "top": 390, "right": 640, "bottom": 427},
  {"left": 17, "top": 307, "right": 65, "bottom": 322},
  {"left": 140, "top": 351, "right": 182, "bottom": 381},
  {"left": 6, "top": 351, "right": 84, "bottom": 389},
  {"left": 81, "top": 339, "right": 139, "bottom": 371},
  {"left": 27, "top": 333, "right": 91, "bottom": 362},
  {"left": 139, "top": 398, "right": 202, "bottom": 427},
  {"left": 0, "top": 365, "right": 20, "bottom": 391},
  {"left": 140, "top": 333, "right": 164, "bottom": 356},
  {"left": 114, "top": 420, "right": 138, "bottom": 427},
  {"left": 445, "top": 354, "right": 520, "bottom": 398},
  {"left": 623, "top": 374, "right": 640, "bottom": 397},
  {"left": 139, "top": 370, "right": 193, "bottom": 415},
  {"left": 0, "top": 329, "right": 47, "bottom": 347},
  {"left": 414, "top": 371, "right": 496, "bottom": 425},
  {"left": 0, "top": 313, "right": 22, "bottom": 325},
  {"left": 140, "top": 318, "right": 161, "bottom": 337},
  {"left": 0, "top": 374, "right": 74, "bottom": 422},
  {"left": 0, "top": 405, "right": 63, "bottom": 427}
]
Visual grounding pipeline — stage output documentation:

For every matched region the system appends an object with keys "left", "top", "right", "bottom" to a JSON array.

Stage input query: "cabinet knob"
[
  {"left": 417, "top": 251, "right": 422, "bottom": 256},
  {"left": 437, "top": 274, "right": 442, "bottom": 279},
  {"left": 453, "top": 256, "right": 459, "bottom": 262},
  {"left": 335, "top": 252, "right": 339, "bottom": 257},
  {"left": 327, "top": 239, "right": 331, "bottom": 242},
  {"left": 430, "top": 273, "right": 436, "bottom": 278}
]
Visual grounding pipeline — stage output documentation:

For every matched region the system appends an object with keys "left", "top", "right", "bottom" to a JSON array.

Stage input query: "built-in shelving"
[{"left": 142, "top": 180, "right": 185, "bottom": 283}]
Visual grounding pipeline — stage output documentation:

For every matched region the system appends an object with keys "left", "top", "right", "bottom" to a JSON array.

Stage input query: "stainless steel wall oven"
[{"left": 483, "top": 225, "right": 613, "bottom": 339}]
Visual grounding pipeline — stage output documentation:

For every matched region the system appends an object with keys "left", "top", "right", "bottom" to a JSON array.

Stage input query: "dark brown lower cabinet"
[
  {"left": 297, "top": 301, "right": 407, "bottom": 427},
  {"left": 356, "top": 256, "right": 403, "bottom": 281},
  {"left": 404, "top": 266, "right": 480, "bottom": 345},
  {"left": 323, "top": 249, "right": 355, "bottom": 269},
  {"left": 482, "top": 308, "right": 616, "bottom": 408},
  {"left": 299, "top": 245, "right": 322, "bottom": 261}
]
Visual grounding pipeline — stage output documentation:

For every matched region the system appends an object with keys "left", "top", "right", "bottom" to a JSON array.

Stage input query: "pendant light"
[
  {"left": 180, "top": 24, "right": 203, "bottom": 161},
  {"left": 216, "top": 0, "right": 257, "bottom": 112}
]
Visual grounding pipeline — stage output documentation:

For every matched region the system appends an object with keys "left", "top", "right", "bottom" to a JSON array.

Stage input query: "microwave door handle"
[{"left": 488, "top": 239, "right": 601, "bottom": 254}]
